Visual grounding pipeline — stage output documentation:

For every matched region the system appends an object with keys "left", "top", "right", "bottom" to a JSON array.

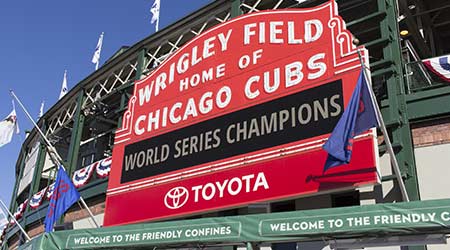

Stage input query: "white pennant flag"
[
  {"left": 0, "top": 106, "right": 20, "bottom": 147},
  {"left": 91, "top": 32, "right": 104, "bottom": 70},
  {"left": 150, "top": 0, "right": 160, "bottom": 32},
  {"left": 38, "top": 100, "right": 45, "bottom": 120},
  {"left": 59, "top": 70, "right": 68, "bottom": 100}
]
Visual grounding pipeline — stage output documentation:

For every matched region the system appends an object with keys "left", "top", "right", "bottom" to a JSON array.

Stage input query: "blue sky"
[{"left": 0, "top": 0, "right": 213, "bottom": 222}]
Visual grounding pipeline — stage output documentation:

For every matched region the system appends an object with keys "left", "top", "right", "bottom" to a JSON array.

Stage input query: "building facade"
[{"left": 2, "top": 0, "right": 450, "bottom": 249}]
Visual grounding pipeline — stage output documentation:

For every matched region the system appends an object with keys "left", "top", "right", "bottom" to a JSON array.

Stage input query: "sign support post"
[{"left": 355, "top": 44, "right": 410, "bottom": 202}]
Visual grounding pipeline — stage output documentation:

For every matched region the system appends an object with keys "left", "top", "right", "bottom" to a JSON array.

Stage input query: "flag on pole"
[
  {"left": 0, "top": 106, "right": 19, "bottom": 147},
  {"left": 38, "top": 100, "right": 45, "bottom": 120},
  {"left": 150, "top": 0, "right": 160, "bottom": 32},
  {"left": 91, "top": 32, "right": 104, "bottom": 70},
  {"left": 322, "top": 69, "right": 379, "bottom": 172},
  {"left": 44, "top": 167, "right": 80, "bottom": 232},
  {"left": 59, "top": 70, "right": 68, "bottom": 100}
]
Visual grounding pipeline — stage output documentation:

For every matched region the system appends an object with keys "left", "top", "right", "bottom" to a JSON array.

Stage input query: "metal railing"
[{"left": 405, "top": 60, "right": 447, "bottom": 93}]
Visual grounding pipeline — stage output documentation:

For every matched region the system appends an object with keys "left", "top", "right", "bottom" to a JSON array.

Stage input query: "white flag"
[
  {"left": 91, "top": 32, "right": 104, "bottom": 70},
  {"left": 38, "top": 100, "right": 45, "bottom": 119},
  {"left": 150, "top": 0, "right": 160, "bottom": 32},
  {"left": 59, "top": 70, "right": 68, "bottom": 100},
  {"left": 0, "top": 108, "right": 19, "bottom": 147}
]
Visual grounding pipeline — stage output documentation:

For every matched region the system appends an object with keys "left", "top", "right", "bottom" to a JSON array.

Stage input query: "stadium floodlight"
[{"left": 329, "top": 234, "right": 448, "bottom": 249}]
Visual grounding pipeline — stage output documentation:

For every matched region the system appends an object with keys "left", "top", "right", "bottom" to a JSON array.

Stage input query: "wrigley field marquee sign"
[{"left": 104, "top": 1, "right": 380, "bottom": 226}]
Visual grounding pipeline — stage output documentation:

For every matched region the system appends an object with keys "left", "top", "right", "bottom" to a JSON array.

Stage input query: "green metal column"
[
  {"left": 136, "top": 49, "right": 146, "bottom": 81},
  {"left": 117, "top": 50, "right": 146, "bottom": 128},
  {"left": 66, "top": 91, "right": 86, "bottom": 175},
  {"left": 231, "top": 0, "right": 242, "bottom": 18},
  {"left": 374, "top": 2, "right": 423, "bottom": 249},
  {"left": 377, "top": 0, "right": 420, "bottom": 201}
]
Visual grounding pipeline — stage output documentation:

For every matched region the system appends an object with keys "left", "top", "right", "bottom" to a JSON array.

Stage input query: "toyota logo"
[{"left": 164, "top": 186, "right": 189, "bottom": 209}]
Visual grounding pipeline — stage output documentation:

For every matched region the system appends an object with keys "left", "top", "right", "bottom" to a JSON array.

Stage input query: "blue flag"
[
  {"left": 322, "top": 69, "right": 379, "bottom": 172},
  {"left": 44, "top": 167, "right": 80, "bottom": 232}
]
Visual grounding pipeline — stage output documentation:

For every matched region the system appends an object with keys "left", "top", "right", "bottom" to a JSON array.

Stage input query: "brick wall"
[
  {"left": 411, "top": 118, "right": 450, "bottom": 147},
  {"left": 27, "top": 223, "right": 44, "bottom": 238},
  {"left": 64, "top": 197, "right": 105, "bottom": 223}
]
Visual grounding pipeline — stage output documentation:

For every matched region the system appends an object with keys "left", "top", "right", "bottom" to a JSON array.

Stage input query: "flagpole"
[
  {"left": 353, "top": 40, "right": 410, "bottom": 202},
  {"left": 0, "top": 200, "right": 31, "bottom": 241},
  {"left": 9, "top": 90, "right": 101, "bottom": 228},
  {"left": 10, "top": 90, "right": 63, "bottom": 164},
  {"left": 78, "top": 199, "right": 99, "bottom": 228}
]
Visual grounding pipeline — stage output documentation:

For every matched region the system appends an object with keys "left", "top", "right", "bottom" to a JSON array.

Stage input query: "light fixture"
[{"left": 400, "top": 30, "right": 410, "bottom": 37}]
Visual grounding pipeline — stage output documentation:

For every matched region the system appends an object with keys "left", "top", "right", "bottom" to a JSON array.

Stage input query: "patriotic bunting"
[
  {"left": 13, "top": 200, "right": 28, "bottom": 220},
  {"left": 1, "top": 225, "right": 6, "bottom": 237},
  {"left": 72, "top": 163, "right": 96, "bottom": 188},
  {"left": 96, "top": 156, "right": 112, "bottom": 178},
  {"left": 25, "top": 157, "right": 112, "bottom": 210},
  {"left": 46, "top": 183, "right": 56, "bottom": 200},
  {"left": 29, "top": 187, "right": 48, "bottom": 209},
  {"left": 423, "top": 55, "right": 450, "bottom": 82}
]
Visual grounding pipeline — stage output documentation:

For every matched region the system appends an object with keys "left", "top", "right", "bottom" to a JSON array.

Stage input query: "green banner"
[
  {"left": 259, "top": 204, "right": 450, "bottom": 236},
  {"left": 38, "top": 198, "right": 450, "bottom": 250},
  {"left": 65, "top": 221, "right": 241, "bottom": 249}
]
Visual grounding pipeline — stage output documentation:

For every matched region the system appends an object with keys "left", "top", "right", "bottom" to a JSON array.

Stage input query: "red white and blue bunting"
[
  {"left": 29, "top": 187, "right": 48, "bottom": 209},
  {"left": 21, "top": 157, "right": 112, "bottom": 211},
  {"left": 72, "top": 163, "right": 96, "bottom": 188},
  {"left": 13, "top": 200, "right": 27, "bottom": 220},
  {"left": 46, "top": 182, "right": 56, "bottom": 200},
  {"left": 1, "top": 225, "right": 6, "bottom": 238},
  {"left": 8, "top": 218, "right": 14, "bottom": 227},
  {"left": 423, "top": 55, "right": 450, "bottom": 82},
  {"left": 96, "top": 156, "right": 112, "bottom": 178}
]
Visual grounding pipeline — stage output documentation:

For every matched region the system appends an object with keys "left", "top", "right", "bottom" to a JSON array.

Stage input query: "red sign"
[{"left": 105, "top": 1, "right": 379, "bottom": 226}]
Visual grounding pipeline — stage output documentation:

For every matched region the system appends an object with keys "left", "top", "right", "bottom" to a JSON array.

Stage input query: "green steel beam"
[
  {"left": 381, "top": 85, "right": 450, "bottom": 123},
  {"left": 231, "top": 0, "right": 242, "bottom": 18},
  {"left": 118, "top": 49, "right": 145, "bottom": 128},
  {"left": 61, "top": 91, "right": 85, "bottom": 226},
  {"left": 405, "top": 85, "right": 450, "bottom": 121},
  {"left": 66, "top": 91, "right": 86, "bottom": 175},
  {"left": 136, "top": 49, "right": 146, "bottom": 80},
  {"left": 378, "top": 0, "right": 420, "bottom": 201},
  {"left": 378, "top": 0, "right": 423, "bottom": 249}
]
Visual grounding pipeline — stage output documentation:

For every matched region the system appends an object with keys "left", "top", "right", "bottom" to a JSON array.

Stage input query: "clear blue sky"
[{"left": 0, "top": 0, "right": 213, "bottom": 218}]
